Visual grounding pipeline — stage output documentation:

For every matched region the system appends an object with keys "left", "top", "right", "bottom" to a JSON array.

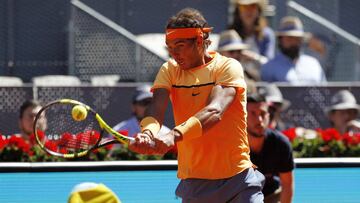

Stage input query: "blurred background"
[
  {"left": 1, "top": 2, "right": 360, "bottom": 202},
  {"left": 0, "top": 0, "right": 359, "bottom": 135}
]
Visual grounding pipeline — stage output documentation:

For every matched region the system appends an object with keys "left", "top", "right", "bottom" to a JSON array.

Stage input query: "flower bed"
[
  {"left": 0, "top": 131, "right": 176, "bottom": 162},
  {"left": 282, "top": 128, "right": 360, "bottom": 157}
]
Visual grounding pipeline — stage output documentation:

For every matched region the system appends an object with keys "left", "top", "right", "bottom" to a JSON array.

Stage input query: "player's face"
[
  {"left": 247, "top": 102, "right": 269, "bottom": 137},
  {"left": 166, "top": 38, "right": 203, "bottom": 70},
  {"left": 20, "top": 106, "right": 45, "bottom": 135},
  {"left": 238, "top": 4, "right": 260, "bottom": 26}
]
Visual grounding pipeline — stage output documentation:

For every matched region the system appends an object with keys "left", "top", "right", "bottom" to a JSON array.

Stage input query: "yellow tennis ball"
[{"left": 72, "top": 105, "right": 88, "bottom": 121}]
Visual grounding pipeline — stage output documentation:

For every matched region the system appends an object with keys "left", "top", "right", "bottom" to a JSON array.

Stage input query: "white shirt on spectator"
[{"left": 261, "top": 52, "right": 327, "bottom": 84}]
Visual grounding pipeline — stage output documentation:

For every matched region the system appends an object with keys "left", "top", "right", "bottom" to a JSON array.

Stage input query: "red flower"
[
  {"left": 44, "top": 140, "right": 58, "bottom": 152},
  {"left": 118, "top": 130, "right": 129, "bottom": 136},
  {"left": 316, "top": 129, "right": 329, "bottom": 142},
  {"left": 318, "top": 128, "right": 341, "bottom": 142},
  {"left": 355, "top": 133, "right": 360, "bottom": 144},
  {"left": 0, "top": 134, "right": 7, "bottom": 149},
  {"left": 343, "top": 133, "right": 355, "bottom": 145},
  {"left": 59, "top": 148, "right": 68, "bottom": 154},
  {"left": 105, "top": 144, "right": 114, "bottom": 150},
  {"left": 9, "top": 136, "right": 29, "bottom": 151},
  {"left": 71, "top": 130, "right": 100, "bottom": 150},
  {"left": 87, "top": 130, "right": 100, "bottom": 145},
  {"left": 327, "top": 128, "right": 342, "bottom": 140},
  {"left": 343, "top": 133, "right": 360, "bottom": 146},
  {"left": 29, "top": 130, "right": 46, "bottom": 145},
  {"left": 282, "top": 128, "right": 297, "bottom": 141},
  {"left": 58, "top": 132, "right": 74, "bottom": 146}
]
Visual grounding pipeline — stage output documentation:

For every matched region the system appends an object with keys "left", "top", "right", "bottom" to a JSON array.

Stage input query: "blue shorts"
[{"left": 175, "top": 167, "right": 265, "bottom": 203}]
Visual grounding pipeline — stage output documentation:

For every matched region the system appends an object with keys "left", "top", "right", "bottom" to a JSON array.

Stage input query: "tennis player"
[{"left": 129, "top": 8, "right": 264, "bottom": 202}]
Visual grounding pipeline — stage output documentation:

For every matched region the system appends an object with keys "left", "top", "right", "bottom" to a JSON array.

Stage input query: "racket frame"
[{"left": 33, "top": 99, "right": 133, "bottom": 158}]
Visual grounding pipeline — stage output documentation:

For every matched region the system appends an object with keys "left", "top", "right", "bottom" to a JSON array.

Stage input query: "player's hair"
[
  {"left": 19, "top": 100, "right": 42, "bottom": 118},
  {"left": 247, "top": 92, "right": 266, "bottom": 103},
  {"left": 166, "top": 8, "right": 211, "bottom": 48}
]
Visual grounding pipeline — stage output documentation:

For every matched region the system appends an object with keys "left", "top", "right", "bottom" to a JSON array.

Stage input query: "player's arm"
[
  {"left": 194, "top": 85, "right": 237, "bottom": 131},
  {"left": 279, "top": 171, "right": 294, "bottom": 203},
  {"left": 128, "top": 88, "right": 170, "bottom": 154},
  {"left": 145, "top": 88, "right": 170, "bottom": 126},
  {"left": 129, "top": 84, "right": 238, "bottom": 155},
  {"left": 151, "top": 85, "right": 237, "bottom": 154}
]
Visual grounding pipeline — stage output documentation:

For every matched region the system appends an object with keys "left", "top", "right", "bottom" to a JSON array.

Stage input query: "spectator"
[
  {"left": 306, "top": 33, "right": 333, "bottom": 73},
  {"left": 112, "top": 84, "right": 171, "bottom": 138},
  {"left": 247, "top": 92, "right": 294, "bottom": 203},
  {"left": 17, "top": 100, "right": 46, "bottom": 143},
  {"left": 129, "top": 8, "right": 265, "bottom": 202},
  {"left": 324, "top": 90, "right": 360, "bottom": 134},
  {"left": 68, "top": 182, "right": 121, "bottom": 203},
  {"left": 261, "top": 16, "right": 327, "bottom": 84},
  {"left": 228, "top": 0, "right": 276, "bottom": 60},
  {"left": 217, "top": 29, "right": 266, "bottom": 81},
  {"left": 258, "top": 83, "right": 292, "bottom": 131}
]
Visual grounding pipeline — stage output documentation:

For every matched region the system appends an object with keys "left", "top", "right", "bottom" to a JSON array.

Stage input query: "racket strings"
[{"left": 35, "top": 103, "right": 102, "bottom": 155}]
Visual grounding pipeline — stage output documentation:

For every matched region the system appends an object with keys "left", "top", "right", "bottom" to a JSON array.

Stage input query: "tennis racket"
[{"left": 33, "top": 99, "right": 134, "bottom": 158}]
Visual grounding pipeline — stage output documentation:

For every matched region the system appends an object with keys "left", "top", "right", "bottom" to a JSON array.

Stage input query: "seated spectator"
[
  {"left": 247, "top": 92, "right": 294, "bottom": 203},
  {"left": 17, "top": 100, "right": 46, "bottom": 144},
  {"left": 258, "top": 83, "right": 292, "bottom": 131},
  {"left": 217, "top": 29, "right": 266, "bottom": 81},
  {"left": 306, "top": 32, "right": 334, "bottom": 75},
  {"left": 261, "top": 16, "right": 327, "bottom": 84},
  {"left": 228, "top": 0, "right": 276, "bottom": 61},
  {"left": 325, "top": 90, "right": 360, "bottom": 134},
  {"left": 112, "top": 84, "right": 171, "bottom": 138},
  {"left": 68, "top": 182, "right": 121, "bottom": 203}
]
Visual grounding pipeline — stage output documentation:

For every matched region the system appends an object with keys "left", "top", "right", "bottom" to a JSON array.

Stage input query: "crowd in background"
[
  {"left": 0, "top": 2, "right": 360, "bottom": 202},
  {"left": 220, "top": 0, "right": 327, "bottom": 85}
]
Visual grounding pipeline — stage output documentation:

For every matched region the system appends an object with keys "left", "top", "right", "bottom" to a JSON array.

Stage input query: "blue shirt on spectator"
[
  {"left": 261, "top": 52, "right": 327, "bottom": 84},
  {"left": 258, "top": 27, "right": 276, "bottom": 60},
  {"left": 245, "top": 27, "right": 276, "bottom": 60}
]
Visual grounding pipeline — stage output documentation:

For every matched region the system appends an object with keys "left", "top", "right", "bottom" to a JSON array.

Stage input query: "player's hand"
[
  {"left": 128, "top": 132, "right": 157, "bottom": 154},
  {"left": 129, "top": 130, "right": 181, "bottom": 155},
  {"left": 152, "top": 130, "right": 181, "bottom": 154}
]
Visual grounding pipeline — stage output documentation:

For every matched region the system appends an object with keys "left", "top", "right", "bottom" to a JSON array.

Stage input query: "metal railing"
[
  {"left": 0, "top": 83, "right": 359, "bottom": 135},
  {"left": 68, "top": 0, "right": 166, "bottom": 82}
]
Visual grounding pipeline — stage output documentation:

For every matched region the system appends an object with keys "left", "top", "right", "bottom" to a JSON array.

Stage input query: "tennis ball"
[{"left": 72, "top": 105, "right": 88, "bottom": 121}]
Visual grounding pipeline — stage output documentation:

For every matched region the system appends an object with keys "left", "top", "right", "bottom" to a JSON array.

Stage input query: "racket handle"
[
  {"left": 128, "top": 137, "right": 155, "bottom": 148},
  {"left": 128, "top": 137, "right": 135, "bottom": 144}
]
